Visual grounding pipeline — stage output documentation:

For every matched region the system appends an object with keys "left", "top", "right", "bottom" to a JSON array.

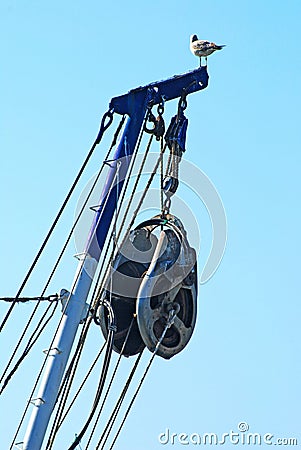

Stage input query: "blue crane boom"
[{"left": 22, "top": 66, "right": 208, "bottom": 450}]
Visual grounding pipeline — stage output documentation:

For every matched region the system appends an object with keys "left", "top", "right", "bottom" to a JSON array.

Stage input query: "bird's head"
[{"left": 190, "top": 34, "right": 198, "bottom": 43}]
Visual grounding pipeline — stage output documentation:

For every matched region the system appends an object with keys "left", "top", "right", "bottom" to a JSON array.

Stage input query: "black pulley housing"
[
  {"left": 98, "top": 215, "right": 198, "bottom": 359},
  {"left": 98, "top": 228, "right": 157, "bottom": 357}
]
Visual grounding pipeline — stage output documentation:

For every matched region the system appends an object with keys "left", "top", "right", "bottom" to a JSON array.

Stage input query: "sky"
[{"left": 1, "top": 0, "right": 301, "bottom": 449}]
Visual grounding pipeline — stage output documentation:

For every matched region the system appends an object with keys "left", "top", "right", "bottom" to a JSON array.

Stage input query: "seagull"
[{"left": 190, "top": 34, "right": 225, "bottom": 66}]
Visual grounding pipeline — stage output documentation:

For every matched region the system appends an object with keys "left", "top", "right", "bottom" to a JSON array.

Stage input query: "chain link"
[
  {"left": 143, "top": 99, "right": 165, "bottom": 141},
  {"left": 161, "top": 89, "right": 190, "bottom": 217}
]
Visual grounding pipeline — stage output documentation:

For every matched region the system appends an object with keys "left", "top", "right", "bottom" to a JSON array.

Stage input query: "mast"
[{"left": 22, "top": 67, "right": 208, "bottom": 449}]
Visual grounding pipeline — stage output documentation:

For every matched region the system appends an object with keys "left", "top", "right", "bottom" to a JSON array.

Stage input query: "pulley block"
[
  {"left": 99, "top": 215, "right": 198, "bottom": 360},
  {"left": 136, "top": 215, "right": 198, "bottom": 359}
]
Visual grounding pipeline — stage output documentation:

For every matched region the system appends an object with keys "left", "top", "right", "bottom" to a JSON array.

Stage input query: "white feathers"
[{"left": 190, "top": 34, "right": 225, "bottom": 65}]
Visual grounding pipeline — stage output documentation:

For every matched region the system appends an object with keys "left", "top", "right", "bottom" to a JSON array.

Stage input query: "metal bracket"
[
  {"left": 103, "top": 159, "right": 117, "bottom": 167},
  {"left": 89, "top": 204, "right": 103, "bottom": 212},
  {"left": 59, "top": 289, "right": 89, "bottom": 323},
  {"left": 30, "top": 397, "right": 45, "bottom": 407},
  {"left": 110, "top": 66, "right": 208, "bottom": 116},
  {"left": 42, "top": 347, "right": 62, "bottom": 356},
  {"left": 14, "top": 442, "right": 24, "bottom": 450},
  {"left": 73, "top": 252, "right": 94, "bottom": 261}
]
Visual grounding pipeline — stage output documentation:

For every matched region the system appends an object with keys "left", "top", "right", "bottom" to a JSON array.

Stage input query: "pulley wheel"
[
  {"left": 137, "top": 265, "right": 197, "bottom": 359},
  {"left": 136, "top": 223, "right": 198, "bottom": 359}
]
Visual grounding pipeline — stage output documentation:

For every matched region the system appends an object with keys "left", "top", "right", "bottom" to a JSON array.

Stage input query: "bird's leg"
[
  {"left": 205, "top": 56, "right": 208, "bottom": 66},
  {"left": 199, "top": 57, "right": 202, "bottom": 67}
]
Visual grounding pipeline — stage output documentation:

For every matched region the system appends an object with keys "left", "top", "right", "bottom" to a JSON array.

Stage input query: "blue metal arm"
[{"left": 110, "top": 66, "right": 208, "bottom": 114}]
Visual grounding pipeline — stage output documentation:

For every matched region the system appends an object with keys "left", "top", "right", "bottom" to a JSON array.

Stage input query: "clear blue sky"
[{"left": 1, "top": 0, "right": 301, "bottom": 448}]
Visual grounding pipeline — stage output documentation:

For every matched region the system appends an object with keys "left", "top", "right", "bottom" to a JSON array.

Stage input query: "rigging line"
[
  {"left": 59, "top": 342, "right": 106, "bottom": 429},
  {"left": 91, "top": 144, "right": 164, "bottom": 337},
  {"left": 0, "top": 300, "right": 59, "bottom": 395},
  {"left": 116, "top": 135, "right": 154, "bottom": 243},
  {"left": 67, "top": 302, "right": 116, "bottom": 450},
  {"left": 81, "top": 143, "right": 166, "bottom": 449},
  {"left": 45, "top": 115, "right": 126, "bottom": 443},
  {"left": 113, "top": 102, "right": 165, "bottom": 243},
  {"left": 160, "top": 138, "right": 165, "bottom": 219},
  {"left": 9, "top": 298, "right": 78, "bottom": 450},
  {"left": 46, "top": 317, "right": 95, "bottom": 449},
  {"left": 10, "top": 117, "right": 126, "bottom": 446},
  {"left": 50, "top": 127, "right": 125, "bottom": 442},
  {"left": 10, "top": 247, "right": 99, "bottom": 449},
  {"left": 47, "top": 340, "right": 106, "bottom": 450},
  {"left": 0, "top": 295, "right": 58, "bottom": 302},
  {"left": 92, "top": 133, "right": 157, "bottom": 312},
  {"left": 110, "top": 119, "right": 153, "bottom": 252},
  {"left": 81, "top": 113, "right": 147, "bottom": 443},
  {"left": 91, "top": 140, "right": 167, "bottom": 331},
  {"left": 1, "top": 114, "right": 126, "bottom": 394},
  {"left": 1, "top": 298, "right": 59, "bottom": 389},
  {"left": 120, "top": 142, "right": 168, "bottom": 243},
  {"left": 0, "top": 299, "right": 50, "bottom": 388},
  {"left": 96, "top": 351, "right": 144, "bottom": 450},
  {"left": 84, "top": 317, "right": 135, "bottom": 449},
  {"left": 87, "top": 114, "right": 153, "bottom": 314},
  {"left": 108, "top": 311, "right": 175, "bottom": 450},
  {"left": 45, "top": 111, "right": 154, "bottom": 446},
  {"left": 0, "top": 296, "right": 59, "bottom": 387},
  {"left": 10, "top": 182, "right": 115, "bottom": 449},
  {"left": 0, "top": 108, "right": 114, "bottom": 334}
]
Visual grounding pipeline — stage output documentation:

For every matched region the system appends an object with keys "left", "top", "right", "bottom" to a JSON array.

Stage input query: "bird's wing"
[{"left": 191, "top": 39, "right": 210, "bottom": 50}]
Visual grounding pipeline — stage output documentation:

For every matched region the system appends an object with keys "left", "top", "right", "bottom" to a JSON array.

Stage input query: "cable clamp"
[
  {"left": 108, "top": 323, "right": 117, "bottom": 332},
  {"left": 30, "top": 397, "right": 45, "bottom": 407},
  {"left": 43, "top": 347, "right": 62, "bottom": 356}
]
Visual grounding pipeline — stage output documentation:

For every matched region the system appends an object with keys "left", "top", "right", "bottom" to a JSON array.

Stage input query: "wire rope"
[
  {"left": 84, "top": 317, "right": 135, "bottom": 449},
  {"left": 49, "top": 120, "right": 126, "bottom": 440},
  {"left": 59, "top": 342, "right": 106, "bottom": 429},
  {"left": 0, "top": 115, "right": 125, "bottom": 395},
  {"left": 66, "top": 110, "right": 158, "bottom": 450},
  {"left": 0, "top": 300, "right": 59, "bottom": 395},
  {"left": 0, "top": 295, "right": 58, "bottom": 302},
  {"left": 0, "top": 109, "right": 114, "bottom": 334},
  {"left": 95, "top": 351, "right": 144, "bottom": 450},
  {"left": 86, "top": 113, "right": 154, "bottom": 319},
  {"left": 46, "top": 334, "right": 106, "bottom": 449},
  {"left": 11, "top": 105, "right": 165, "bottom": 448},
  {"left": 9, "top": 115, "right": 127, "bottom": 448},
  {"left": 108, "top": 312, "right": 175, "bottom": 450},
  {"left": 67, "top": 302, "right": 116, "bottom": 450},
  {"left": 46, "top": 317, "right": 95, "bottom": 449},
  {"left": 49, "top": 155, "right": 122, "bottom": 448},
  {"left": 47, "top": 116, "right": 126, "bottom": 447},
  {"left": 88, "top": 140, "right": 168, "bottom": 450},
  {"left": 92, "top": 135, "right": 164, "bottom": 317}
]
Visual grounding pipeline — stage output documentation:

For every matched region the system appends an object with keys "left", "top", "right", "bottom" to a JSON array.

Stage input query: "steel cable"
[
  {"left": 0, "top": 109, "right": 114, "bottom": 333},
  {"left": 9, "top": 114, "right": 127, "bottom": 449},
  {"left": 67, "top": 302, "right": 116, "bottom": 450},
  {"left": 0, "top": 115, "right": 125, "bottom": 395},
  {"left": 96, "top": 351, "right": 144, "bottom": 450},
  {"left": 84, "top": 317, "right": 135, "bottom": 449},
  {"left": 108, "top": 311, "right": 176, "bottom": 449},
  {"left": 0, "top": 300, "right": 59, "bottom": 395},
  {"left": 46, "top": 329, "right": 106, "bottom": 449}
]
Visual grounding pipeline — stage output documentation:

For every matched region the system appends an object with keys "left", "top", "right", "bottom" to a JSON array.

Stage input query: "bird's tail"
[{"left": 214, "top": 44, "right": 226, "bottom": 50}]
